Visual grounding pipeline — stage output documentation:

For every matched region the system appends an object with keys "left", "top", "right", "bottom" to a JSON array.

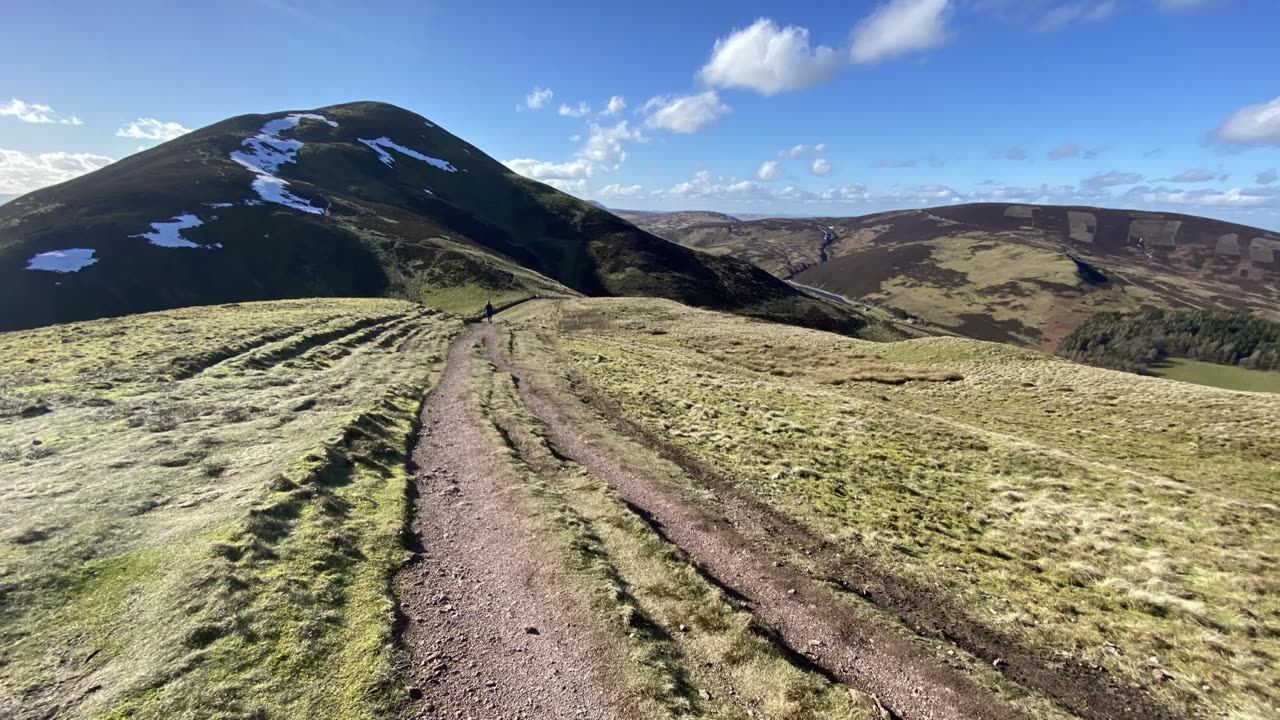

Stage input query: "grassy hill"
[
  {"left": 0, "top": 299, "right": 460, "bottom": 718},
  {"left": 0, "top": 102, "right": 866, "bottom": 336},
  {"left": 502, "top": 297, "right": 1280, "bottom": 719},
  {"left": 5, "top": 296, "right": 1279, "bottom": 719},
  {"left": 648, "top": 204, "right": 1280, "bottom": 349}
]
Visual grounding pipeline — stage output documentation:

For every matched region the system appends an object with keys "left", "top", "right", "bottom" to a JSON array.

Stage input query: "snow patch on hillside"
[
  {"left": 26, "top": 248, "right": 98, "bottom": 273},
  {"left": 358, "top": 137, "right": 457, "bottom": 172},
  {"left": 132, "top": 214, "right": 214, "bottom": 248},
  {"left": 229, "top": 113, "right": 335, "bottom": 214},
  {"left": 206, "top": 202, "right": 235, "bottom": 208},
  {"left": 253, "top": 176, "right": 325, "bottom": 215}
]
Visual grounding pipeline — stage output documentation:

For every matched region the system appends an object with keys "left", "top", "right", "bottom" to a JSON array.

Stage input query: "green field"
[
  {"left": 1151, "top": 358, "right": 1280, "bottom": 394},
  {"left": 0, "top": 299, "right": 459, "bottom": 719}
]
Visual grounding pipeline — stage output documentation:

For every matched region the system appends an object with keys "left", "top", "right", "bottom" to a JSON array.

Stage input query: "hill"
[
  {"left": 7, "top": 296, "right": 1278, "bottom": 719},
  {"left": 659, "top": 203, "right": 1280, "bottom": 349},
  {"left": 0, "top": 102, "right": 865, "bottom": 335},
  {"left": 612, "top": 208, "right": 740, "bottom": 237}
]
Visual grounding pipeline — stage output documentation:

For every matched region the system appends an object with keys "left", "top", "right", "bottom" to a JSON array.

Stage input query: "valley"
[{"left": 631, "top": 204, "right": 1280, "bottom": 350}]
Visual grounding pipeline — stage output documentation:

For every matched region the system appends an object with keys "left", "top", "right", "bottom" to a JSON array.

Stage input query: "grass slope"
[
  {"left": 0, "top": 101, "right": 867, "bottom": 337},
  {"left": 1151, "top": 358, "right": 1280, "bottom": 394},
  {"left": 503, "top": 298, "right": 1280, "bottom": 720},
  {"left": 0, "top": 299, "right": 460, "bottom": 719},
  {"left": 652, "top": 204, "right": 1280, "bottom": 349}
]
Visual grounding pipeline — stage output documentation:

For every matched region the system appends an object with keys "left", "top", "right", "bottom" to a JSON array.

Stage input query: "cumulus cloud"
[
  {"left": 780, "top": 144, "right": 809, "bottom": 158},
  {"left": 1258, "top": 169, "right": 1278, "bottom": 185},
  {"left": 0, "top": 148, "right": 114, "bottom": 194},
  {"left": 558, "top": 101, "right": 590, "bottom": 118},
  {"left": 505, "top": 121, "right": 644, "bottom": 190},
  {"left": 116, "top": 117, "right": 191, "bottom": 142},
  {"left": 643, "top": 92, "right": 730, "bottom": 133},
  {"left": 850, "top": 0, "right": 951, "bottom": 64},
  {"left": 699, "top": 18, "right": 842, "bottom": 95},
  {"left": 756, "top": 160, "right": 782, "bottom": 181},
  {"left": 811, "top": 157, "right": 833, "bottom": 176},
  {"left": 579, "top": 121, "right": 644, "bottom": 167},
  {"left": 1083, "top": 170, "right": 1144, "bottom": 190},
  {"left": 1165, "top": 168, "right": 1216, "bottom": 183},
  {"left": 1211, "top": 97, "right": 1280, "bottom": 147},
  {"left": 602, "top": 96, "right": 626, "bottom": 116},
  {"left": 518, "top": 86, "right": 554, "bottom": 111},
  {"left": 1, "top": 98, "right": 82, "bottom": 125}
]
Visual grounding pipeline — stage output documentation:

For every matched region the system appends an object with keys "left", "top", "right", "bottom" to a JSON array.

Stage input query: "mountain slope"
[
  {"left": 0, "top": 102, "right": 866, "bottom": 335},
  {"left": 660, "top": 203, "right": 1280, "bottom": 349}
]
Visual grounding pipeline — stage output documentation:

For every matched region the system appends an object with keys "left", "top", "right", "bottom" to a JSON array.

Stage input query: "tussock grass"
[
  {"left": 0, "top": 299, "right": 460, "bottom": 719},
  {"left": 505, "top": 297, "right": 1280, "bottom": 720}
]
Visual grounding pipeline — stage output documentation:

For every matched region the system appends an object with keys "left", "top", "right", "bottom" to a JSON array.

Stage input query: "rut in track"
[
  {"left": 395, "top": 327, "right": 620, "bottom": 720},
  {"left": 477, "top": 322, "right": 1028, "bottom": 720}
]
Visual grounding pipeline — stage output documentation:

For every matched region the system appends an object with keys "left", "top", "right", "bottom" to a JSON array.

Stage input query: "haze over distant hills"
[{"left": 626, "top": 203, "right": 1280, "bottom": 349}]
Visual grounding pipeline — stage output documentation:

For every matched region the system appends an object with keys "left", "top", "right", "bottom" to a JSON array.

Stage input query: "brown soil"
[{"left": 395, "top": 327, "right": 623, "bottom": 719}]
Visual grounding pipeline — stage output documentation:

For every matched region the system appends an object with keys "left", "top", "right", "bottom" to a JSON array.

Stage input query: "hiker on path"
[{"left": 484, "top": 300, "right": 494, "bottom": 323}]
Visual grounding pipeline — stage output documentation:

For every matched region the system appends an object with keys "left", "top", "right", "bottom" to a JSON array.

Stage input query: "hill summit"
[{"left": 0, "top": 101, "right": 864, "bottom": 333}]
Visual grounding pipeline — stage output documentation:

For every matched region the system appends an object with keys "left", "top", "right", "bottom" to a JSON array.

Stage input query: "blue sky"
[{"left": 2, "top": 0, "right": 1279, "bottom": 227}]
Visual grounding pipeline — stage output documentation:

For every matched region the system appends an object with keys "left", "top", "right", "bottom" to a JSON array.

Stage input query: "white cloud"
[
  {"left": 504, "top": 157, "right": 594, "bottom": 180},
  {"left": 699, "top": 18, "right": 842, "bottom": 96},
  {"left": 0, "top": 148, "right": 115, "bottom": 194},
  {"left": 756, "top": 160, "right": 782, "bottom": 181},
  {"left": 811, "top": 157, "right": 833, "bottom": 176},
  {"left": 814, "top": 143, "right": 828, "bottom": 154},
  {"left": 602, "top": 96, "right": 627, "bottom": 116},
  {"left": 116, "top": 117, "right": 191, "bottom": 142},
  {"left": 1212, "top": 97, "right": 1280, "bottom": 147},
  {"left": 850, "top": 0, "right": 951, "bottom": 64},
  {"left": 1258, "top": 169, "right": 1278, "bottom": 185},
  {"left": 0, "top": 98, "right": 82, "bottom": 125},
  {"left": 518, "top": 86, "right": 554, "bottom": 111},
  {"left": 643, "top": 92, "right": 730, "bottom": 134},
  {"left": 505, "top": 121, "right": 643, "bottom": 189},
  {"left": 1165, "top": 169, "right": 1216, "bottom": 183},
  {"left": 1125, "top": 185, "right": 1279, "bottom": 208},
  {"left": 558, "top": 101, "right": 590, "bottom": 118},
  {"left": 780, "top": 144, "right": 809, "bottom": 158},
  {"left": 1035, "top": 2, "right": 1116, "bottom": 32},
  {"left": 819, "top": 184, "right": 870, "bottom": 202},
  {"left": 580, "top": 121, "right": 644, "bottom": 167},
  {"left": 1083, "top": 170, "right": 1144, "bottom": 190},
  {"left": 597, "top": 183, "right": 645, "bottom": 200}
]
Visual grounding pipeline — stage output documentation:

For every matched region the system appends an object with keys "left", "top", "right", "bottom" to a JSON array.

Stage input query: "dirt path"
[
  {"left": 477, "top": 323, "right": 1027, "bottom": 720},
  {"left": 395, "top": 326, "right": 620, "bottom": 719}
]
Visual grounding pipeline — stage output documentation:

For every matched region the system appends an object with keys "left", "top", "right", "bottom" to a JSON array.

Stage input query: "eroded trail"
[
  {"left": 396, "top": 328, "right": 619, "bottom": 719},
  {"left": 477, "top": 323, "right": 1027, "bottom": 720}
]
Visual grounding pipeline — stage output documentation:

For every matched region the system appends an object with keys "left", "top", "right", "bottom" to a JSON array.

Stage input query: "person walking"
[{"left": 484, "top": 300, "right": 494, "bottom": 323}]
